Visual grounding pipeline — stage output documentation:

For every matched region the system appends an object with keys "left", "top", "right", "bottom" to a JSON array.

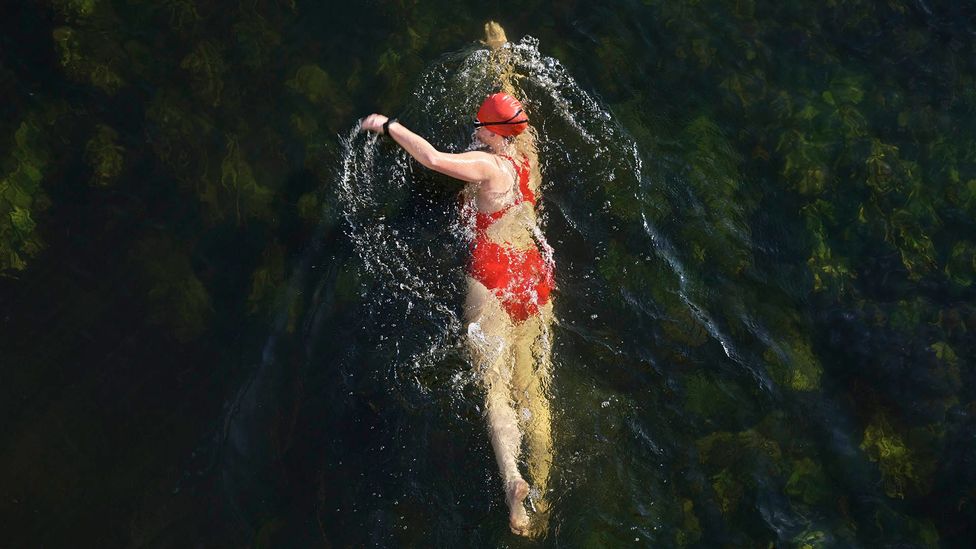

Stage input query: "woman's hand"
[{"left": 360, "top": 113, "right": 390, "bottom": 134}]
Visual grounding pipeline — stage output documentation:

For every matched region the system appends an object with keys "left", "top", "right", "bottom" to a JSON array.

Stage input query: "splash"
[{"left": 333, "top": 34, "right": 739, "bottom": 395}]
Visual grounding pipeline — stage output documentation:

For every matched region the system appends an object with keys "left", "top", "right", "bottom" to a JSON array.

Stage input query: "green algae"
[
  {"left": 792, "top": 529, "right": 830, "bottom": 549},
  {"left": 784, "top": 457, "right": 829, "bottom": 505},
  {"left": 144, "top": 89, "right": 215, "bottom": 185},
  {"left": 676, "top": 114, "right": 754, "bottom": 275},
  {"left": 946, "top": 241, "right": 976, "bottom": 287},
  {"left": 684, "top": 372, "right": 742, "bottom": 420},
  {"left": 132, "top": 236, "right": 213, "bottom": 342},
  {"left": 871, "top": 506, "right": 941, "bottom": 548},
  {"left": 674, "top": 498, "right": 702, "bottom": 547},
  {"left": 762, "top": 335, "right": 823, "bottom": 392},
  {"left": 181, "top": 41, "right": 226, "bottom": 107},
  {"left": 860, "top": 413, "right": 937, "bottom": 499},
  {"left": 52, "top": 25, "right": 125, "bottom": 94},
  {"left": 1, "top": 114, "right": 55, "bottom": 275},
  {"left": 696, "top": 426, "right": 783, "bottom": 521},
  {"left": 219, "top": 137, "right": 273, "bottom": 224},
  {"left": 710, "top": 468, "right": 744, "bottom": 514},
  {"left": 52, "top": 0, "right": 99, "bottom": 19},
  {"left": 233, "top": 13, "right": 282, "bottom": 70},
  {"left": 286, "top": 64, "right": 339, "bottom": 105},
  {"left": 84, "top": 125, "right": 124, "bottom": 186},
  {"left": 296, "top": 192, "right": 320, "bottom": 224}
]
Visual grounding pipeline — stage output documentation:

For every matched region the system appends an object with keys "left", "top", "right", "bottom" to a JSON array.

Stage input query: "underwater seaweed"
[
  {"left": 0, "top": 114, "right": 56, "bottom": 275},
  {"left": 131, "top": 236, "right": 214, "bottom": 342},
  {"left": 84, "top": 124, "right": 124, "bottom": 186},
  {"left": 860, "top": 412, "right": 938, "bottom": 499},
  {"left": 180, "top": 41, "right": 226, "bottom": 107}
]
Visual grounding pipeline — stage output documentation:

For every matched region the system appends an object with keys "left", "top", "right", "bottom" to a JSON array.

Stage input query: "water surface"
[{"left": 1, "top": 1, "right": 974, "bottom": 547}]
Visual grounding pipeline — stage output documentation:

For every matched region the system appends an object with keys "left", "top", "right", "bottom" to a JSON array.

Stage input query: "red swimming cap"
[{"left": 476, "top": 93, "right": 529, "bottom": 137}]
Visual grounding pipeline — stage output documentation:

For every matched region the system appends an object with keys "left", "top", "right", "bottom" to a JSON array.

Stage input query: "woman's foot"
[{"left": 506, "top": 478, "right": 530, "bottom": 535}]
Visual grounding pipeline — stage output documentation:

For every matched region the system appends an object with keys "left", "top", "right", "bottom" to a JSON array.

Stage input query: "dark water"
[{"left": 2, "top": 1, "right": 975, "bottom": 547}]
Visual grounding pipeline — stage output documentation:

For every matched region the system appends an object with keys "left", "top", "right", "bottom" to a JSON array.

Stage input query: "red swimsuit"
[{"left": 462, "top": 155, "right": 554, "bottom": 323}]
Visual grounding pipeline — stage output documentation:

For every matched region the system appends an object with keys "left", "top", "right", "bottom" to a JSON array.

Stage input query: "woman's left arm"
[{"left": 361, "top": 113, "right": 494, "bottom": 184}]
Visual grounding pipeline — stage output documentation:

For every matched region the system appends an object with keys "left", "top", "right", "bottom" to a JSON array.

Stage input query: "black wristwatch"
[{"left": 382, "top": 117, "right": 398, "bottom": 136}]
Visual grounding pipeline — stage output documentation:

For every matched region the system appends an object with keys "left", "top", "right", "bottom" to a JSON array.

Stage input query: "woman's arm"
[{"left": 361, "top": 113, "right": 495, "bottom": 183}]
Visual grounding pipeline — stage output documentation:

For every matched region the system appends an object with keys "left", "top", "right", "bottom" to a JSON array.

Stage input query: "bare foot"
[
  {"left": 506, "top": 478, "right": 530, "bottom": 535},
  {"left": 483, "top": 21, "right": 508, "bottom": 50},
  {"left": 525, "top": 487, "right": 550, "bottom": 539}
]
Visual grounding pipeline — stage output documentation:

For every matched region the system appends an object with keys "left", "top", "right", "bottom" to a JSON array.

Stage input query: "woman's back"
[{"left": 461, "top": 153, "right": 539, "bottom": 249}]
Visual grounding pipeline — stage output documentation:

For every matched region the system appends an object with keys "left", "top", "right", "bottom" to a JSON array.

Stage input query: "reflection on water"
[{"left": 2, "top": 0, "right": 975, "bottom": 547}]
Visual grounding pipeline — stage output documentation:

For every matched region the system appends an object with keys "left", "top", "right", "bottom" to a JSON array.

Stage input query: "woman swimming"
[{"left": 361, "top": 91, "right": 555, "bottom": 536}]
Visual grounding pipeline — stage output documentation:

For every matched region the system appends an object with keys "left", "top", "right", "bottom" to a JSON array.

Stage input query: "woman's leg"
[
  {"left": 511, "top": 300, "right": 554, "bottom": 515},
  {"left": 464, "top": 277, "right": 529, "bottom": 534}
]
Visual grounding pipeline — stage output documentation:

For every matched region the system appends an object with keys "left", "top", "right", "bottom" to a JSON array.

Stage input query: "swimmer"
[{"left": 361, "top": 91, "right": 555, "bottom": 536}]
